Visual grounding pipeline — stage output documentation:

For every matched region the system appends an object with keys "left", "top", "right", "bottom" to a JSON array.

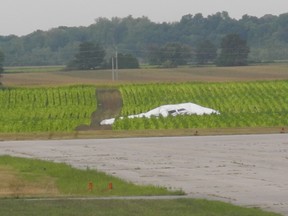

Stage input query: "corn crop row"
[
  {"left": 0, "top": 86, "right": 96, "bottom": 132},
  {"left": 115, "top": 81, "right": 288, "bottom": 130}
]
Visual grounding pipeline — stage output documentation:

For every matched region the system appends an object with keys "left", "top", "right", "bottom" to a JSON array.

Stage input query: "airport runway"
[{"left": 0, "top": 134, "right": 287, "bottom": 215}]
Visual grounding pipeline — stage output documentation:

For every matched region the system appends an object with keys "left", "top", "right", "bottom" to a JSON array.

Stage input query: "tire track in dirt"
[{"left": 76, "top": 88, "right": 122, "bottom": 130}]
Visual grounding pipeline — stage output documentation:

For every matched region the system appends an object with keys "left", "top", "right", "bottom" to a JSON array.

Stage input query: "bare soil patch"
[
  {"left": 76, "top": 88, "right": 122, "bottom": 131},
  {"left": 0, "top": 167, "right": 58, "bottom": 197}
]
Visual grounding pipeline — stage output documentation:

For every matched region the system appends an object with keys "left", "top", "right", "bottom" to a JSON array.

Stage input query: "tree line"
[
  {"left": 0, "top": 11, "right": 287, "bottom": 67},
  {"left": 68, "top": 33, "right": 249, "bottom": 70}
]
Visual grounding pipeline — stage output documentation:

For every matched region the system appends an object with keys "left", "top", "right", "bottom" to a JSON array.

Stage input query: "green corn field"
[
  {"left": 2, "top": 81, "right": 288, "bottom": 132},
  {"left": 114, "top": 80, "right": 288, "bottom": 130},
  {"left": 0, "top": 85, "right": 96, "bottom": 132}
]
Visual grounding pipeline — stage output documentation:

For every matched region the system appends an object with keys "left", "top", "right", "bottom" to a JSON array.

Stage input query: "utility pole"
[
  {"left": 111, "top": 48, "right": 118, "bottom": 81},
  {"left": 111, "top": 56, "right": 115, "bottom": 81},
  {"left": 115, "top": 48, "right": 118, "bottom": 80}
]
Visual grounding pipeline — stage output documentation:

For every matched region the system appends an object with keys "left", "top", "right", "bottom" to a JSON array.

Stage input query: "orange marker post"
[
  {"left": 108, "top": 182, "right": 113, "bottom": 190},
  {"left": 88, "top": 181, "right": 93, "bottom": 192}
]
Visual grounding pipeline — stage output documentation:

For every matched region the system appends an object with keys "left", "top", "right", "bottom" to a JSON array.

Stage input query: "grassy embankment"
[
  {"left": 0, "top": 155, "right": 180, "bottom": 197},
  {"left": 0, "top": 156, "right": 281, "bottom": 216}
]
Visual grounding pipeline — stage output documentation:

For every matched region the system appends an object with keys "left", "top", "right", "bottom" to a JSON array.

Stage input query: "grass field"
[
  {"left": 0, "top": 199, "right": 281, "bottom": 216},
  {"left": 4, "top": 66, "right": 65, "bottom": 73},
  {"left": 3, "top": 64, "right": 288, "bottom": 87},
  {"left": 0, "top": 155, "right": 182, "bottom": 197}
]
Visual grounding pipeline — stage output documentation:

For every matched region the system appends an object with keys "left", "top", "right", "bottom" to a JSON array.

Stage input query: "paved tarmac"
[{"left": 0, "top": 134, "right": 287, "bottom": 215}]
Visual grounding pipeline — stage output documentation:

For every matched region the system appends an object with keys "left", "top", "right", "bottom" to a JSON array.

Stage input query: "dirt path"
[{"left": 77, "top": 88, "right": 122, "bottom": 130}]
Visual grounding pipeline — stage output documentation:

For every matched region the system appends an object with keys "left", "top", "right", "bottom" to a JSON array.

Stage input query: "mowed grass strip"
[
  {"left": 0, "top": 198, "right": 281, "bottom": 216},
  {"left": 0, "top": 156, "right": 182, "bottom": 197}
]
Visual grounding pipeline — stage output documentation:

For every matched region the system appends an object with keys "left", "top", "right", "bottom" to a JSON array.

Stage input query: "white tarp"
[{"left": 100, "top": 102, "right": 220, "bottom": 125}]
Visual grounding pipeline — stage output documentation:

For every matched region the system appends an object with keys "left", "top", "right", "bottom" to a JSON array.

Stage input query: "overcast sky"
[{"left": 0, "top": 0, "right": 287, "bottom": 36}]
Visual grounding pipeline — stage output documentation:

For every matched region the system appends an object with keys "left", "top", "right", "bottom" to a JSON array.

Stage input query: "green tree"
[
  {"left": 0, "top": 50, "right": 4, "bottom": 71},
  {"left": 2, "top": 13, "right": 288, "bottom": 66},
  {"left": 161, "top": 43, "right": 191, "bottom": 67},
  {"left": 146, "top": 45, "right": 162, "bottom": 65},
  {"left": 277, "top": 13, "right": 288, "bottom": 43},
  {"left": 147, "top": 43, "right": 191, "bottom": 67},
  {"left": 67, "top": 42, "right": 105, "bottom": 70},
  {"left": 0, "top": 50, "right": 4, "bottom": 85},
  {"left": 117, "top": 53, "right": 139, "bottom": 69},
  {"left": 195, "top": 40, "right": 217, "bottom": 64},
  {"left": 216, "top": 33, "right": 250, "bottom": 66}
]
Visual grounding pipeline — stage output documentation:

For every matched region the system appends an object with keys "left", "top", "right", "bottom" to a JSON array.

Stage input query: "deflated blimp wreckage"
[{"left": 100, "top": 102, "right": 220, "bottom": 125}]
